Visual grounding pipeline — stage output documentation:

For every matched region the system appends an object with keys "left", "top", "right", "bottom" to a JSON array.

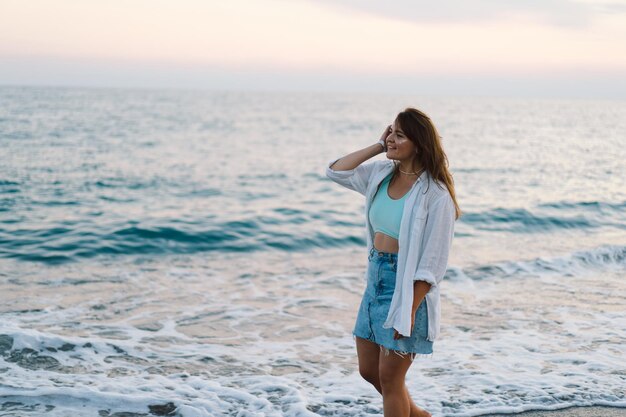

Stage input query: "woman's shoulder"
[
  {"left": 359, "top": 159, "right": 392, "bottom": 174},
  {"left": 421, "top": 175, "right": 452, "bottom": 204},
  {"left": 374, "top": 159, "right": 394, "bottom": 169},
  {"left": 365, "top": 159, "right": 394, "bottom": 179}
]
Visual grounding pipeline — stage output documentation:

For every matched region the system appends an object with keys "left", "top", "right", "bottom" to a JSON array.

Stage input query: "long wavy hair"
[{"left": 392, "top": 107, "right": 461, "bottom": 219}]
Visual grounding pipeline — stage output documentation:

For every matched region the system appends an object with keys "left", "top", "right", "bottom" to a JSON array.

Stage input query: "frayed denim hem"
[
  {"left": 352, "top": 333, "right": 434, "bottom": 362},
  {"left": 379, "top": 345, "right": 434, "bottom": 362}
]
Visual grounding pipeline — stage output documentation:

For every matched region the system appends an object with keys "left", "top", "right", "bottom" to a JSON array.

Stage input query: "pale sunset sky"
[{"left": 1, "top": 0, "right": 625, "bottom": 98}]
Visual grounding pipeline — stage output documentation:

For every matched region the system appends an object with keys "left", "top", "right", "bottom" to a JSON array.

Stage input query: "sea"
[{"left": 0, "top": 86, "right": 624, "bottom": 417}]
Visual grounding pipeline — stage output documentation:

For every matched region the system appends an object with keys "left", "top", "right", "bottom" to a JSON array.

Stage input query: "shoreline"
[{"left": 478, "top": 405, "right": 626, "bottom": 417}]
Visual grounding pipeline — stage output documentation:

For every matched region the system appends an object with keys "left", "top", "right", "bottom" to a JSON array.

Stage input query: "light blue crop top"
[{"left": 368, "top": 173, "right": 407, "bottom": 240}]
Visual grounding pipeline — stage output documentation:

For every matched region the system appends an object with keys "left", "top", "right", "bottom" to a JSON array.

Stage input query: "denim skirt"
[{"left": 352, "top": 247, "right": 433, "bottom": 361}]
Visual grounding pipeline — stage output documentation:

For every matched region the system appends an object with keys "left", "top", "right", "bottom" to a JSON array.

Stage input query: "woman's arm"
[
  {"left": 413, "top": 194, "right": 456, "bottom": 287},
  {"left": 330, "top": 125, "right": 390, "bottom": 170},
  {"left": 325, "top": 126, "right": 391, "bottom": 196},
  {"left": 412, "top": 281, "right": 431, "bottom": 314},
  {"left": 329, "top": 142, "right": 385, "bottom": 171},
  {"left": 395, "top": 194, "right": 455, "bottom": 340}
]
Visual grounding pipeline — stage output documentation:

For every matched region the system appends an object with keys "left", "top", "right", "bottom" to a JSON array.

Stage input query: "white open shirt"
[{"left": 325, "top": 157, "right": 456, "bottom": 341}]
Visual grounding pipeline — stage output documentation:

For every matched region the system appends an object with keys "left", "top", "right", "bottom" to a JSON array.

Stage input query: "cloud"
[
  {"left": 596, "top": 1, "right": 626, "bottom": 13},
  {"left": 300, "top": 0, "right": 625, "bottom": 29}
]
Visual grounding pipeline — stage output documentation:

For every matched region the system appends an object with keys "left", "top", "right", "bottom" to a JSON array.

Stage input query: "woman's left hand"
[{"left": 393, "top": 315, "right": 415, "bottom": 340}]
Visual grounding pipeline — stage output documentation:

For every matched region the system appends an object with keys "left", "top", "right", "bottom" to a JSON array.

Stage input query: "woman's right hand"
[{"left": 378, "top": 125, "right": 392, "bottom": 152}]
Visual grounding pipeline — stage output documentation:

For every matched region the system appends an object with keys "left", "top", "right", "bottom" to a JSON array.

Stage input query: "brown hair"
[{"left": 393, "top": 107, "right": 461, "bottom": 219}]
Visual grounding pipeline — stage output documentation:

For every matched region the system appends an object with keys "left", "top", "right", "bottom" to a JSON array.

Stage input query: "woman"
[{"left": 325, "top": 108, "right": 461, "bottom": 417}]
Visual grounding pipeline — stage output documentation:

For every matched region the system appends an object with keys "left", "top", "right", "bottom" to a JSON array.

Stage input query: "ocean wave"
[
  {"left": 446, "top": 244, "right": 625, "bottom": 282},
  {"left": 1, "top": 197, "right": 625, "bottom": 263},
  {"left": 460, "top": 201, "right": 625, "bottom": 232}
]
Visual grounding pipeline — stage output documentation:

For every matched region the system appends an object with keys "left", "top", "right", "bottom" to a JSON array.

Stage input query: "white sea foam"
[{"left": 1, "top": 243, "right": 624, "bottom": 416}]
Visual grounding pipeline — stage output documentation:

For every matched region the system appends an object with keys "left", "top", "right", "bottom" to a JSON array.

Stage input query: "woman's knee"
[
  {"left": 358, "top": 365, "right": 379, "bottom": 385},
  {"left": 356, "top": 337, "right": 382, "bottom": 385},
  {"left": 378, "top": 368, "right": 404, "bottom": 390},
  {"left": 378, "top": 352, "right": 412, "bottom": 389}
]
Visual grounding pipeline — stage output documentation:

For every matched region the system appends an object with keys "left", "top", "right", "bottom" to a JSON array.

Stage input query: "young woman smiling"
[{"left": 326, "top": 108, "right": 461, "bottom": 417}]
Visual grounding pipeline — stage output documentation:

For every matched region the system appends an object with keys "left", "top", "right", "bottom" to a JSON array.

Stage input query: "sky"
[{"left": 1, "top": 0, "right": 625, "bottom": 98}]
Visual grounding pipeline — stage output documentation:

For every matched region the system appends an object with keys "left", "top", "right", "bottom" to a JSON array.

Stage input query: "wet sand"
[{"left": 479, "top": 405, "right": 626, "bottom": 417}]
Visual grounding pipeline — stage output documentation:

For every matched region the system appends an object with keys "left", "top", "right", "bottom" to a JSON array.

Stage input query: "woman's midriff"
[{"left": 373, "top": 232, "right": 399, "bottom": 254}]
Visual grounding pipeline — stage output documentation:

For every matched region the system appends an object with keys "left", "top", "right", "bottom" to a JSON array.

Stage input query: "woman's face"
[{"left": 386, "top": 119, "right": 417, "bottom": 163}]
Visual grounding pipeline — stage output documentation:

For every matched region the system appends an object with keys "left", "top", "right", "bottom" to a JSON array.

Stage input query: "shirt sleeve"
[
  {"left": 413, "top": 193, "right": 456, "bottom": 287},
  {"left": 325, "top": 157, "right": 379, "bottom": 197}
]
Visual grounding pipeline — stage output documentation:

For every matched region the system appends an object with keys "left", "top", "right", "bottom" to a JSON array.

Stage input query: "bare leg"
[
  {"left": 379, "top": 349, "right": 431, "bottom": 417},
  {"left": 357, "top": 337, "right": 430, "bottom": 416},
  {"left": 356, "top": 336, "right": 382, "bottom": 390},
  {"left": 405, "top": 385, "right": 431, "bottom": 417}
]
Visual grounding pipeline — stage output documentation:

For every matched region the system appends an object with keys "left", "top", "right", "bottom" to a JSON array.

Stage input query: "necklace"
[{"left": 399, "top": 168, "right": 423, "bottom": 176}]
